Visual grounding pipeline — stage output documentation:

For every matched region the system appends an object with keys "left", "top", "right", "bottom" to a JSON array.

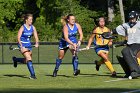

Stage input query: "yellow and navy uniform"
[{"left": 93, "top": 26, "right": 110, "bottom": 54}]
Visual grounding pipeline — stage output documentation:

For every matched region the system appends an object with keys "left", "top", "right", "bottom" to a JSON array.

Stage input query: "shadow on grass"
[
  {"left": 79, "top": 73, "right": 124, "bottom": 78},
  {"left": 106, "top": 72, "right": 125, "bottom": 75},
  {"left": 46, "top": 74, "right": 74, "bottom": 78},
  {"left": 105, "top": 72, "right": 125, "bottom": 78},
  {"left": 3, "top": 74, "right": 29, "bottom": 79},
  {"left": 79, "top": 73, "right": 97, "bottom": 77},
  {"left": 79, "top": 73, "right": 112, "bottom": 77},
  {"left": 0, "top": 88, "right": 138, "bottom": 93}
]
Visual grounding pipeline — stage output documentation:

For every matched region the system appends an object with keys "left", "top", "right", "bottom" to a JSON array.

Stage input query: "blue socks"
[
  {"left": 72, "top": 56, "right": 79, "bottom": 71},
  {"left": 54, "top": 57, "right": 78, "bottom": 71},
  {"left": 27, "top": 61, "right": 35, "bottom": 76},
  {"left": 55, "top": 58, "right": 62, "bottom": 70},
  {"left": 15, "top": 58, "right": 24, "bottom": 63}
]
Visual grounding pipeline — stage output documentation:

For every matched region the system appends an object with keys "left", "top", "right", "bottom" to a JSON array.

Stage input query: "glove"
[
  {"left": 123, "top": 40, "right": 127, "bottom": 44},
  {"left": 111, "top": 29, "right": 118, "bottom": 34}
]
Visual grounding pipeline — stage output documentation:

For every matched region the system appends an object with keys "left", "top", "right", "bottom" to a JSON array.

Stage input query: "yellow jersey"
[{"left": 94, "top": 26, "right": 110, "bottom": 45}]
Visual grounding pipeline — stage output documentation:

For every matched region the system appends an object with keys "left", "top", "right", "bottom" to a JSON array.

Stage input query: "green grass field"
[
  {"left": 0, "top": 64, "right": 139, "bottom": 93},
  {"left": 0, "top": 44, "right": 139, "bottom": 93}
]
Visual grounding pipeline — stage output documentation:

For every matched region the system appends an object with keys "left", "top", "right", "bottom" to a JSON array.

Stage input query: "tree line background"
[{"left": 0, "top": 0, "right": 140, "bottom": 42}]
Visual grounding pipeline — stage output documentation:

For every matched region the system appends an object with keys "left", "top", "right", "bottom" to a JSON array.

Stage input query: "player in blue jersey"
[
  {"left": 53, "top": 14, "right": 83, "bottom": 77},
  {"left": 12, "top": 14, "right": 39, "bottom": 79}
]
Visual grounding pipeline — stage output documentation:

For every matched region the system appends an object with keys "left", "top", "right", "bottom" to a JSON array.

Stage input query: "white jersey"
[{"left": 116, "top": 21, "right": 140, "bottom": 44}]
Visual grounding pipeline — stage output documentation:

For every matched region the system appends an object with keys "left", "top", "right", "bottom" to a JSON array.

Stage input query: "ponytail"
[
  {"left": 60, "top": 14, "right": 74, "bottom": 26},
  {"left": 61, "top": 16, "right": 67, "bottom": 26}
]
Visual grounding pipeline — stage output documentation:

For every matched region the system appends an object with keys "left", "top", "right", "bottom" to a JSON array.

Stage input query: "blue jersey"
[
  {"left": 59, "top": 23, "right": 78, "bottom": 49},
  {"left": 19, "top": 24, "right": 34, "bottom": 50}
]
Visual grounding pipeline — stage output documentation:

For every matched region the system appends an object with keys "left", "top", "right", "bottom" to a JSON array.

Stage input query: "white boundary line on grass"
[
  {"left": 121, "top": 89, "right": 140, "bottom": 93},
  {"left": 104, "top": 78, "right": 128, "bottom": 82}
]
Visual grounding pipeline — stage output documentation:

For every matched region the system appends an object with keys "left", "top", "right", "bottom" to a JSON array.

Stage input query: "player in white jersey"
[{"left": 113, "top": 11, "right": 140, "bottom": 79}]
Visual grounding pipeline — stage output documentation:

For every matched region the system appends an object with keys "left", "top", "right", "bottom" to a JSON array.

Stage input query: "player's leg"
[
  {"left": 69, "top": 48, "right": 80, "bottom": 76},
  {"left": 94, "top": 48, "right": 106, "bottom": 71},
  {"left": 116, "top": 55, "right": 131, "bottom": 78},
  {"left": 12, "top": 47, "right": 28, "bottom": 67},
  {"left": 98, "top": 51, "right": 116, "bottom": 76},
  {"left": 122, "top": 47, "right": 140, "bottom": 78},
  {"left": 23, "top": 51, "right": 36, "bottom": 79},
  {"left": 12, "top": 56, "right": 25, "bottom": 68},
  {"left": 53, "top": 49, "right": 68, "bottom": 77},
  {"left": 95, "top": 58, "right": 104, "bottom": 71},
  {"left": 122, "top": 47, "right": 140, "bottom": 72}
]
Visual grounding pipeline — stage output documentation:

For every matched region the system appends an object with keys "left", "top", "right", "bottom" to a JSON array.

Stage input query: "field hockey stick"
[
  {"left": 78, "top": 45, "right": 108, "bottom": 51},
  {"left": 92, "top": 32, "right": 117, "bottom": 39},
  {"left": 78, "top": 46, "right": 95, "bottom": 51},
  {"left": 9, "top": 45, "right": 35, "bottom": 50},
  {"left": 112, "top": 44, "right": 126, "bottom": 48},
  {"left": 112, "top": 41, "right": 127, "bottom": 48}
]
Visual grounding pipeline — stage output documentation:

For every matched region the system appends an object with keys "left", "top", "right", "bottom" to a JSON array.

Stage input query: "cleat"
[
  {"left": 29, "top": 76, "right": 37, "bottom": 79},
  {"left": 12, "top": 56, "right": 17, "bottom": 68},
  {"left": 111, "top": 71, "right": 117, "bottom": 77},
  {"left": 74, "top": 69, "right": 80, "bottom": 76},
  {"left": 53, "top": 69, "right": 58, "bottom": 77},
  {"left": 95, "top": 60, "right": 100, "bottom": 71}
]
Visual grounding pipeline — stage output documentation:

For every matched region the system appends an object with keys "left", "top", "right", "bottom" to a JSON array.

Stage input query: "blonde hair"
[{"left": 61, "top": 16, "right": 67, "bottom": 26}]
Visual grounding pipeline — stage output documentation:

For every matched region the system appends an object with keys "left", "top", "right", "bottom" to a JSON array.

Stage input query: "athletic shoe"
[
  {"left": 53, "top": 69, "right": 58, "bottom": 77},
  {"left": 74, "top": 69, "right": 80, "bottom": 76},
  {"left": 29, "top": 76, "right": 37, "bottom": 79},
  {"left": 12, "top": 56, "right": 17, "bottom": 68},
  {"left": 111, "top": 71, "right": 117, "bottom": 77},
  {"left": 95, "top": 60, "right": 100, "bottom": 71}
]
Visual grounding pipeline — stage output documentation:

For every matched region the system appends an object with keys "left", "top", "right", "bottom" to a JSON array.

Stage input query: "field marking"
[
  {"left": 104, "top": 78, "right": 128, "bottom": 82},
  {"left": 121, "top": 89, "right": 140, "bottom": 93}
]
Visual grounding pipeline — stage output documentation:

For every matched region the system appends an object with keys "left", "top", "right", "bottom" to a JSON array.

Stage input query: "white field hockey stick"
[
  {"left": 78, "top": 45, "right": 109, "bottom": 51},
  {"left": 9, "top": 45, "right": 35, "bottom": 50},
  {"left": 78, "top": 46, "right": 95, "bottom": 51}
]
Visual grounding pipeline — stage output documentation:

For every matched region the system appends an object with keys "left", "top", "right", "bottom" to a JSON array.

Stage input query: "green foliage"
[
  {"left": 0, "top": 0, "right": 23, "bottom": 22},
  {"left": 0, "top": 0, "right": 23, "bottom": 42},
  {"left": 35, "top": 0, "right": 99, "bottom": 41},
  {"left": 0, "top": 0, "right": 139, "bottom": 42}
]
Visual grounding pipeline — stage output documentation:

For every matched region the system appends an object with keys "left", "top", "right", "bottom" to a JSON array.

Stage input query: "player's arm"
[
  {"left": 63, "top": 25, "right": 76, "bottom": 50},
  {"left": 17, "top": 26, "right": 24, "bottom": 47},
  {"left": 86, "top": 29, "right": 96, "bottom": 49},
  {"left": 33, "top": 26, "right": 39, "bottom": 47},
  {"left": 76, "top": 23, "right": 83, "bottom": 46},
  {"left": 111, "top": 24, "right": 128, "bottom": 48},
  {"left": 112, "top": 24, "right": 126, "bottom": 36}
]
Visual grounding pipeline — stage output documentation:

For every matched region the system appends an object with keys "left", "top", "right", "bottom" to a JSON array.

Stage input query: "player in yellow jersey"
[{"left": 86, "top": 17, "right": 117, "bottom": 77}]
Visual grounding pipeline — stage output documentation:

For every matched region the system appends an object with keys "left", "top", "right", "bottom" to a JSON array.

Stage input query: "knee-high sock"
[
  {"left": 97, "top": 59, "right": 104, "bottom": 65},
  {"left": 27, "top": 61, "right": 35, "bottom": 76},
  {"left": 15, "top": 58, "right": 25, "bottom": 63},
  {"left": 72, "top": 56, "right": 78, "bottom": 71},
  {"left": 55, "top": 58, "right": 62, "bottom": 70},
  {"left": 137, "top": 58, "right": 140, "bottom": 65},
  {"left": 104, "top": 61, "right": 115, "bottom": 73}
]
